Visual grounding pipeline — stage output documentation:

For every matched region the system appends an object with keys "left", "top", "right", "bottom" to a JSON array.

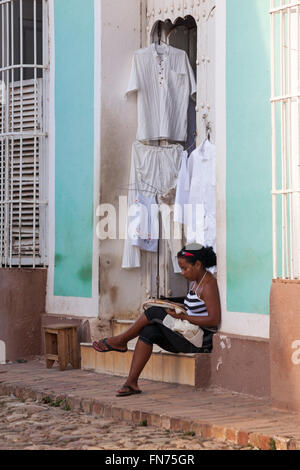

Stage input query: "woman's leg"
[
  {"left": 117, "top": 322, "right": 167, "bottom": 394},
  {"left": 117, "top": 339, "right": 153, "bottom": 394},
  {"left": 94, "top": 312, "right": 151, "bottom": 351}
]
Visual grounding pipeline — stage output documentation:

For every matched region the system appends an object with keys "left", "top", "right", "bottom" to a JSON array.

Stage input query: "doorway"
[{"left": 147, "top": 16, "right": 198, "bottom": 299}]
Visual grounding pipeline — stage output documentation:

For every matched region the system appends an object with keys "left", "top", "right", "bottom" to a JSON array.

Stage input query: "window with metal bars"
[
  {"left": 0, "top": 0, "right": 48, "bottom": 268},
  {"left": 270, "top": 0, "right": 300, "bottom": 279}
]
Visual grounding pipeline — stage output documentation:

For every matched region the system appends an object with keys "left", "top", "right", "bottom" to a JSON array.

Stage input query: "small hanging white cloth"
[
  {"left": 129, "top": 192, "right": 159, "bottom": 253},
  {"left": 174, "top": 150, "right": 189, "bottom": 224},
  {"left": 185, "top": 139, "right": 216, "bottom": 252}
]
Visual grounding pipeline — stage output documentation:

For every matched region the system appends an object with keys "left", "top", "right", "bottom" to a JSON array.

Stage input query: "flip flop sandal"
[
  {"left": 116, "top": 385, "right": 142, "bottom": 397},
  {"left": 92, "top": 338, "right": 128, "bottom": 354}
]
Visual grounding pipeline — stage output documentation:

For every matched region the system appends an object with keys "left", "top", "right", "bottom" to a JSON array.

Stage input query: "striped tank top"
[
  {"left": 184, "top": 278, "right": 218, "bottom": 333},
  {"left": 184, "top": 289, "right": 209, "bottom": 317}
]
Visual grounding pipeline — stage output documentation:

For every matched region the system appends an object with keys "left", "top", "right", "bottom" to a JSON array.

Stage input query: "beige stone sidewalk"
[{"left": 1, "top": 358, "right": 300, "bottom": 450}]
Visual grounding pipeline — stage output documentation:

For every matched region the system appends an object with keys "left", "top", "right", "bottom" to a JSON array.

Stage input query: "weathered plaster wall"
[
  {"left": 210, "top": 333, "right": 270, "bottom": 398},
  {"left": 195, "top": 333, "right": 271, "bottom": 398},
  {"left": 98, "top": 0, "right": 148, "bottom": 321}
]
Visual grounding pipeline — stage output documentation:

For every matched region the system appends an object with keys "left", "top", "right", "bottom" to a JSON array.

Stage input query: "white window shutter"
[
  {"left": 0, "top": 78, "right": 46, "bottom": 267},
  {"left": 0, "top": 83, "right": 6, "bottom": 263}
]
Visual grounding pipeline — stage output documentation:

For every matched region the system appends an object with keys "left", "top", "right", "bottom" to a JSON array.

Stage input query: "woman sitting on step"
[{"left": 93, "top": 244, "right": 221, "bottom": 397}]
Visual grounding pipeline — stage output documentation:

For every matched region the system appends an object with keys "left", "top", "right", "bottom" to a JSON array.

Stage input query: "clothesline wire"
[
  {"left": 119, "top": 187, "right": 156, "bottom": 195},
  {"left": 119, "top": 180, "right": 161, "bottom": 196},
  {"left": 139, "top": 177, "right": 162, "bottom": 194}
]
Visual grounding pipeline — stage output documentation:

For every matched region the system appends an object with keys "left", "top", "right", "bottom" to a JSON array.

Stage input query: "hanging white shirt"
[
  {"left": 126, "top": 43, "right": 197, "bottom": 142},
  {"left": 185, "top": 139, "right": 216, "bottom": 252}
]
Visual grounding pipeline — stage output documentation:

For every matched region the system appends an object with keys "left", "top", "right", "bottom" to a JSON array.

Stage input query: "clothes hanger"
[
  {"left": 157, "top": 21, "right": 162, "bottom": 45},
  {"left": 139, "top": 178, "right": 163, "bottom": 195},
  {"left": 124, "top": 179, "right": 160, "bottom": 196},
  {"left": 202, "top": 113, "right": 212, "bottom": 142},
  {"left": 154, "top": 38, "right": 168, "bottom": 46},
  {"left": 207, "top": 5, "right": 216, "bottom": 22},
  {"left": 206, "top": 123, "right": 211, "bottom": 142},
  {"left": 122, "top": 183, "right": 156, "bottom": 195},
  {"left": 155, "top": 22, "right": 169, "bottom": 46}
]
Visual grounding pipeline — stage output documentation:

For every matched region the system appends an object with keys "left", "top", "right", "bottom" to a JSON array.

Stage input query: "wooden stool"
[{"left": 44, "top": 324, "right": 80, "bottom": 371}]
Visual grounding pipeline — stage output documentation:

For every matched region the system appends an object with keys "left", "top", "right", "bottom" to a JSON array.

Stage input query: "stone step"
[
  {"left": 80, "top": 319, "right": 211, "bottom": 387},
  {"left": 80, "top": 343, "right": 196, "bottom": 386}
]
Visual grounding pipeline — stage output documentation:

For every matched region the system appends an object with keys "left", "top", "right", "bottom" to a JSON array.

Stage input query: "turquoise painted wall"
[
  {"left": 226, "top": 0, "right": 272, "bottom": 315},
  {"left": 54, "top": 0, "right": 94, "bottom": 298}
]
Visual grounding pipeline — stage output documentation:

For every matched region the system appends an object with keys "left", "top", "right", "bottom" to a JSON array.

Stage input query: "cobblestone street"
[{"left": 0, "top": 394, "right": 250, "bottom": 451}]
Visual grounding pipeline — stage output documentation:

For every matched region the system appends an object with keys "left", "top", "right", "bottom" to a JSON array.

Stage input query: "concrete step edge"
[
  {"left": 80, "top": 342, "right": 196, "bottom": 358},
  {"left": 0, "top": 380, "right": 297, "bottom": 451}
]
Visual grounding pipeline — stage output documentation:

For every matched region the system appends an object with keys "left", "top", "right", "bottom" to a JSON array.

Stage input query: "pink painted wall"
[
  {"left": 270, "top": 280, "right": 300, "bottom": 412},
  {"left": 0, "top": 269, "right": 47, "bottom": 362}
]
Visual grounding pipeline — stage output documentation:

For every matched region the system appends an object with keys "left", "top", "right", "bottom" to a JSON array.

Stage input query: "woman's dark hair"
[{"left": 177, "top": 244, "right": 217, "bottom": 269}]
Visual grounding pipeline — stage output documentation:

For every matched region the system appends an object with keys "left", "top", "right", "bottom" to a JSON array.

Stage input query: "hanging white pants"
[{"left": 122, "top": 141, "right": 183, "bottom": 269}]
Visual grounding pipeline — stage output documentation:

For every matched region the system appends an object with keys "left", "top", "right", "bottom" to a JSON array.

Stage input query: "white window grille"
[
  {"left": 270, "top": 0, "right": 300, "bottom": 279},
  {"left": 0, "top": 0, "right": 48, "bottom": 268}
]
